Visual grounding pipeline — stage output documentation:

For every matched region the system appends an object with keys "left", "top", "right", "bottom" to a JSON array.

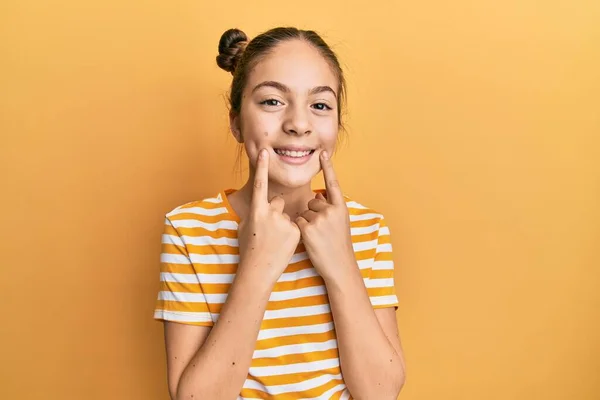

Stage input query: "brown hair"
[{"left": 216, "top": 27, "right": 347, "bottom": 128}]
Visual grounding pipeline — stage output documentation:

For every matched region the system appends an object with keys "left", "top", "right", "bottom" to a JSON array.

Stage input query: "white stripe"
[
  {"left": 346, "top": 201, "right": 368, "bottom": 210},
  {"left": 162, "top": 233, "right": 185, "bottom": 247},
  {"left": 349, "top": 213, "right": 381, "bottom": 222},
  {"left": 204, "top": 194, "right": 223, "bottom": 204},
  {"left": 253, "top": 339, "right": 337, "bottom": 359},
  {"left": 161, "top": 253, "right": 191, "bottom": 265},
  {"left": 352, "top": 239, "right": 378, "bottom": 252},
  {"left": 370, "top": 295, "right": 399, "bottom": 306},
  {"left": 376, "top": 243, "right": 393, "bottom": 253},
  {"left": 203, "top": 293, "right": 228, "bottom": 303},
  {"left": 339, "top": 389, "right": 351, "bottom": 400},
  {"left": 158, "top": 291, "right": 208, "bottom": 303},
  {"left": 351, "top": 224, "right": 379, "bottom": 235},
  {"left": 190, "top": 253, "right": 239, "bottom": 264},
  {"left": 373, "top": 260, "right": 394, "bottom": 270},
  {"left": 183, "top": 235, "right": 239, "bottom": 247},
  {"left": 263, "top": 304, "right": 330, "bottom": 320},
  {"left": 357, "top": 258, "right": 375, "bottom": 269},
  {"left": 168, "top": 206, "right": 229, "bottom": 216},
  {"left": 249, "top": 357, "right": 339, "bottom": 377},
  {"left": 243, "top": 372, "right": 343, "bottom": 395},
  {"left": 197, "top": 271, "right": 325, "bottom": 286},
  {"left": 174, "top": 219, "right": 238, "bottom": 231},
  {"left": 379, "top": 226, "right": 390, "bottom": 236},
  {"left": 300, "top": 383, "right": 346, "bottom": 400},
  {"left": 269, "top": 285, "right": 327, "bottom": 301},
  {"left": 277, "top": 268, "right": 319, "bottom": 282},
  {"left": 366, "top": 278, "right": 395, "bottom": 288},
  {"left": 289, "top": 251, "right": 310, "bottom": 264},
  {"left": 154, "top": 310, "right": 212, "bottom": 323},
  {"left": 195, "top": 273, "right": 234, "bottom": 284},
  {"left": 213, "top": 304, "right": 332, "bottom": 325},
  {"left": 160, "top": 272, "right": 199, "bottom": 284},
  {"left": 257, "top": 322, "right": 334, "bottom": 341}
]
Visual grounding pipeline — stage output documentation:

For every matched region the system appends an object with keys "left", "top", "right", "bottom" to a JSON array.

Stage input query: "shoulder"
[
  {"left": 342, "top": 194, "right": 391, "bottom": 239},
  {"left": 164, "top": 191, "right": 233, "bottom": 227},
  {"left": 343, "top": 195, "right": 387, "bottom": 224}
]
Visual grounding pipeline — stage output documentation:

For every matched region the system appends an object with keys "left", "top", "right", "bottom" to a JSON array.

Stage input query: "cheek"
[{"left": 318, "top": 120, "right": 339, "bottom": 150}]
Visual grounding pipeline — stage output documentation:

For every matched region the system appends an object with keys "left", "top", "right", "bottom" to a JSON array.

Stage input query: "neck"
[{"left": 235, "top": 172, "right": 315, "bottom": 220}]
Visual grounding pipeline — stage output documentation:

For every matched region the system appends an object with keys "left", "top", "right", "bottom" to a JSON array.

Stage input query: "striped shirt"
[{"left": 154, "top": 189, "right": 398, "bottom": 399}]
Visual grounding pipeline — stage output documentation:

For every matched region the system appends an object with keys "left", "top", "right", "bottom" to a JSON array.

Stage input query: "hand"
[
  {"left": 237, "top": 149, "right": 301, "bottom": 285},
  {"left": 296, "top": 151, "right": 356, "bottom": 280}
]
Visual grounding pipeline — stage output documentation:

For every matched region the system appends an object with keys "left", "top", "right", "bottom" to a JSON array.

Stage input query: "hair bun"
[{"left": 216, "top": 28, "right": 248, "bottom": 74}]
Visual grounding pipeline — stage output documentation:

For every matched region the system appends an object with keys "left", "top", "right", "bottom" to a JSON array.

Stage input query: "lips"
[{"left": 274, "top": 148, "right": 315, "bottom": 158}]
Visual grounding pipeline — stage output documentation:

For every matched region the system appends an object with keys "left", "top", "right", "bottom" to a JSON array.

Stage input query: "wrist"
[
  {"left": 237, "top": 259, "right": 281, "bottom": 289},
  {"left": 320, "top": 256, "right": 361, "bottom": 286}
]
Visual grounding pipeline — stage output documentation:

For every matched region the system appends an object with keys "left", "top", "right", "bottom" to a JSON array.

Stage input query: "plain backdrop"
[{"left": 1, "top": 1, "right": 599, "bottom": 399}]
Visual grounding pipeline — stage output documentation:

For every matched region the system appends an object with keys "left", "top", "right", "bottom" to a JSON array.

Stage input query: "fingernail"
[
  {"left": 259, "top": 149, "right": 266, "bottom": 159},
  {"left": 322, "top": 151, "right": 329, "bottom": 160}
]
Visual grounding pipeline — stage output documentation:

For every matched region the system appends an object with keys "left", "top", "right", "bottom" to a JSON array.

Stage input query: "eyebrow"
[{"left": 252, "top": 81, "right": 337, "bottom": 97}]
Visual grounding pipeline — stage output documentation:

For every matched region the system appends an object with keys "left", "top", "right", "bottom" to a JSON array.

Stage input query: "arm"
[
  {"left": 324, "top": 267, "right": 405, "bottom": 400},
  {"left": 159, "top": 149, "right": 300, "bottom": 400},
  {"left": 296, "top": 151, "right": 405, "bottom": 399},
  {"left": 165, "top": 268, "right": 273, "bottom": 400}
]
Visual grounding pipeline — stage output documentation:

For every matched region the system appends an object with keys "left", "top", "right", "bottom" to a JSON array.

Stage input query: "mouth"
[
  {"left": 274, "top": 148, "right": 316, "bottom": 158},
  {"left": 273, "top": 147, "right": 316, "bottom": 165}
]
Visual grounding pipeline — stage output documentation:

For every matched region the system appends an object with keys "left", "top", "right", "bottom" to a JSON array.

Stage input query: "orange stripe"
[
  {"left": 272, "top": 276, "right": 325, "bottom": 292},
  {"left": 155, "top": 299, "right": 211, "bottom": 313},
  {"left": 370, "top": 269, "right": 395, "bottom": 279},
  {"left": 354, "top": 248, "right": 376, "bottom": 261},
  {"left": 185, "top": 244, "right": 239, "bottom": 255},
  {"left": 170, "top": 212, "right": 233, "bottom": 224},
  {"left": 350, "top": 218, "right": 380, "bottom": 228},
  {"left": 375, "top": 251, "right": 393, "bottom": 261},
  {"left": 284, "top": 259, "right": 313, "bottom": 273},
  {"left": 249, "top": 367, "right": 342, "bottom": 387},
  {"left": 176, "top": 226, "right": 238, "bottom": 239},
  {"left": 252, "top": 348, "right": 339, "bottom": 367},
  {"left": 351, "top": 231, "right": 379, "bottom": 243},
  {"left": 266, "top": 295, "right": 329, "bottom": 311},
  {"left": 192, "top": 263, "right": 238, "bottom": 274},
  {"left": 260, "top": 312, "right": 333, "bottom": 330},
  {"left": 162, "top": 243, "right": 190, "bottom": 255},
  {"left": 240, "top": 377, "right": 344, "bottom": 399},
  {"left": 159, "top": 263, "right": 196, "bottom": 274},
  {"left": 254, "top": 331, "right": 336, "bottom": 351},
  {"left": 367, "top": 286, "right": 396, "bottom": 297},
  {"left": 159, "top": 280, "right": 201, "bottom": 293}
]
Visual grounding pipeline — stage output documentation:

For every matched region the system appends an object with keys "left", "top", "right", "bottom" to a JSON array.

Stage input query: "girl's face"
[{"left": 231, "top": 39, "right": 339, "bottom": 189}]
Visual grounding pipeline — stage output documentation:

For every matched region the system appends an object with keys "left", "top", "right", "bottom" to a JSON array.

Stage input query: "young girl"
[{"left": 154, "top": 27, "right": 405, "bottom": 400}]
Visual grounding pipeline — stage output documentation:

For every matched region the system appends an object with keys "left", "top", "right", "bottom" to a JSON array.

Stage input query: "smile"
[
  {"left": 273, "top": 147, "right": 316, "bottom": 165},
  {"left": 274, "top": 148, "right": 315, "bottom": 157}
]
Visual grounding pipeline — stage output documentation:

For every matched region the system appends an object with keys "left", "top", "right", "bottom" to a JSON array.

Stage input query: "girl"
[{"left": 154, "top": 27, "right": 406, "bottom": 400}]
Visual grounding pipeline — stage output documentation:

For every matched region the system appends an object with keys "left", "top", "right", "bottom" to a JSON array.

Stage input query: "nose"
[{"left": 283, "top": 104, "right": 312, "bottom": 136}]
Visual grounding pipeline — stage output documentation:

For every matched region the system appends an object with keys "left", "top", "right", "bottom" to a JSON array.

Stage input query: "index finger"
[
  {"left": 252, "top": 149, "right": 269, "bottom": 207},
  {"left": 320, "top": 151, "right": 344, "bottom": 205}
]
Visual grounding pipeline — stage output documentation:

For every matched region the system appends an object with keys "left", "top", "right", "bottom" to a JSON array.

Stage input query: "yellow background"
[{"left": 1, "top": 1, "right": 599, "bottom": 399}]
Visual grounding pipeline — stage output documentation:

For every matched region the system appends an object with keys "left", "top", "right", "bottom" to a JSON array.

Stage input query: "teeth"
[{"left": 275, "top": 149, "right": 312, "bottom": 157}]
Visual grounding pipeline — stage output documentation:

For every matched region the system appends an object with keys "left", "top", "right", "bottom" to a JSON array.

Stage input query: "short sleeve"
[
  {"left": 153, "top": 216, "right": 214, "bottom": 326},
  {"left": 366, "top": 217, "right": 399, "bottom": 309}
]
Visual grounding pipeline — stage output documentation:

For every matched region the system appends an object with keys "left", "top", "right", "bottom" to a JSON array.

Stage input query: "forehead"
[{"left": 247, "top": 40, "right": 338, "bottom": 91}]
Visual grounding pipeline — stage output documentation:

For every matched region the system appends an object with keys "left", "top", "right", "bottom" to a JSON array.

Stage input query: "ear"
[{"left": 229, "top": 111, "right": 243, "bottom": 143}]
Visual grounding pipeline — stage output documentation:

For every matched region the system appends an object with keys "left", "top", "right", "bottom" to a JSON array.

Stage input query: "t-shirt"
[{"left": 154, "top": 189, "right": 399, "bottom": 399}]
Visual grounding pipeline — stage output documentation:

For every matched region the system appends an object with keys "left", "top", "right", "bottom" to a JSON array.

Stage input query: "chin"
[
  {"left": 270, "top": 171, "right": 314, "bottom": 189},
  {"left": 269, "top": 163, "right": 320, "bottom": 189}
]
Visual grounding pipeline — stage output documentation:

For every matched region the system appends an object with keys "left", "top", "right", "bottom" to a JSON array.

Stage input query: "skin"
[{"left": 163, "top": 39, "right": 405, "bottom": 400}]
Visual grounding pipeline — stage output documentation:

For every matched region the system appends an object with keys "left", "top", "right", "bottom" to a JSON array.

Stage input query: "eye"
[
  {"left": 260, "top": 99, "right": 283, "bottom": 107},
  {"left": 312, "top": 102, "right": 332, "bottom": 111}
]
